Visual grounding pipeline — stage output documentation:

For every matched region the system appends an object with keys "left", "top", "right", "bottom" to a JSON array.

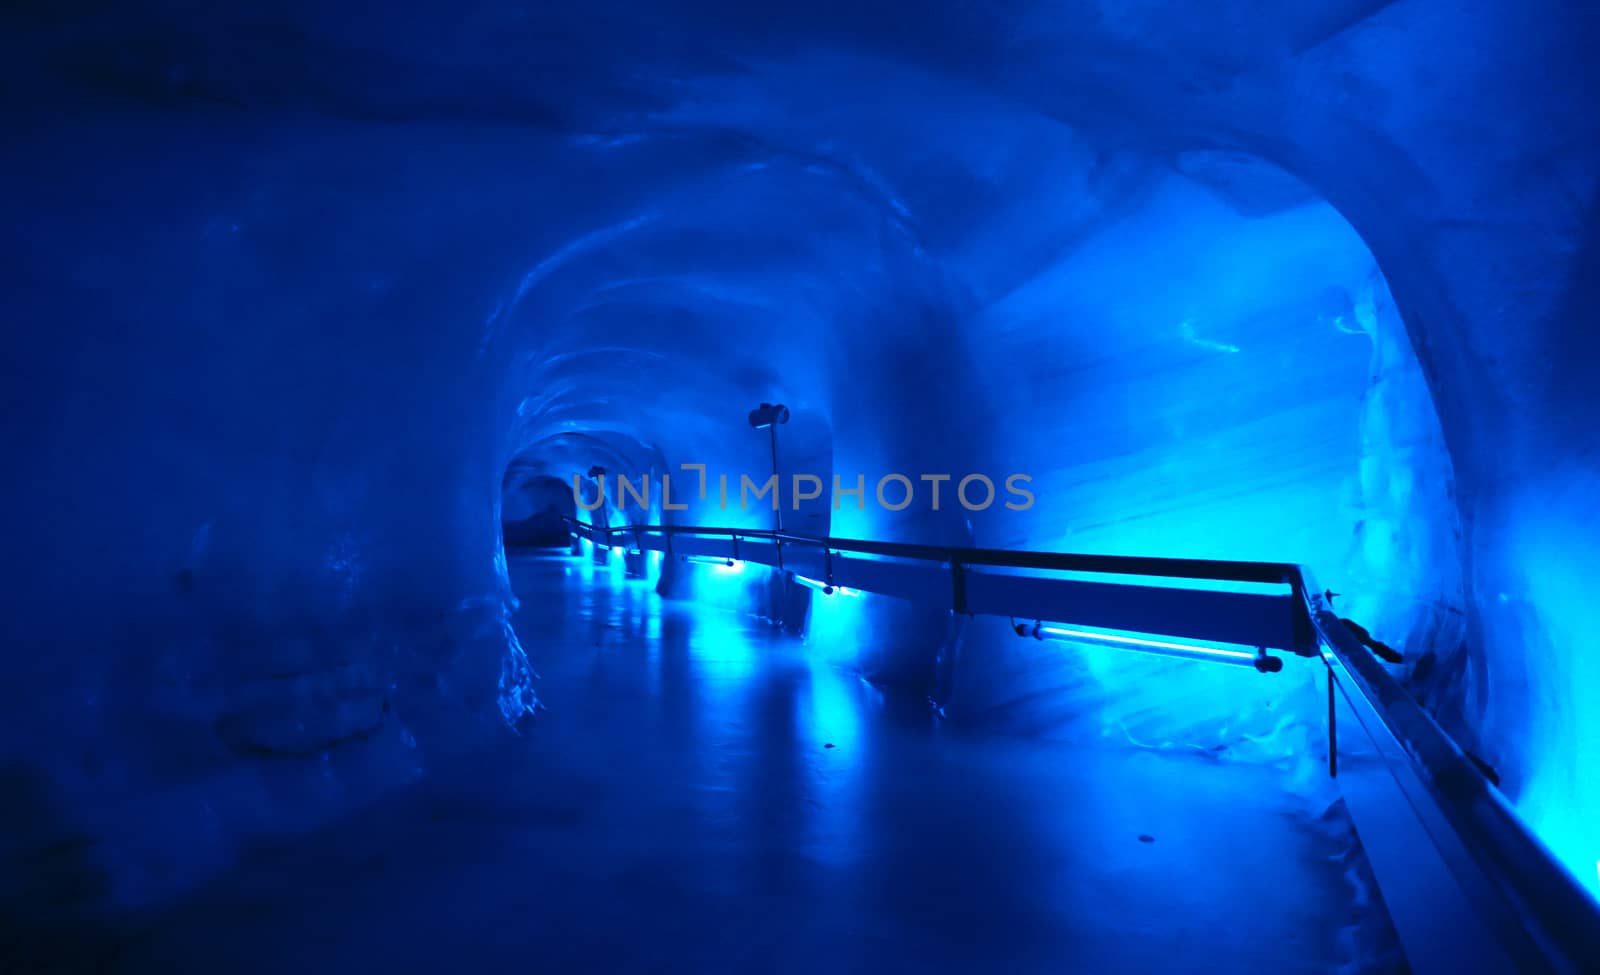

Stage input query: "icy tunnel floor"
[{"left": 117, "top": 551, "right": 1356, "bottom": 974}]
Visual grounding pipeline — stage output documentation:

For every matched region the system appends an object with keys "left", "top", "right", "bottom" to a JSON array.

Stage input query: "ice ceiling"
[{"left": 4, "top": 0, "right": 1599, "bottom": 907}]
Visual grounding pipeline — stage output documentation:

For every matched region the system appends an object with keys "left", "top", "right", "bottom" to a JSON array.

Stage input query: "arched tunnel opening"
[
  {"left": 4, "top": 3, "right": 1600, "bottom": 973},
  {"left": 501, "top": 474, "right": 577, "bottom": 550}
]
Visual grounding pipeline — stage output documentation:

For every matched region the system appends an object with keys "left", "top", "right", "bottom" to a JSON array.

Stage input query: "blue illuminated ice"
[{"left": 3, "top": 1, "right": 1599, "bottom": 955}]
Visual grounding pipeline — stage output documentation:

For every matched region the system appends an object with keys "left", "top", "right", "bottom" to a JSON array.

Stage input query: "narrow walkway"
[{"left": 125, "top": 552, "right": 1354, "bottom": 974}]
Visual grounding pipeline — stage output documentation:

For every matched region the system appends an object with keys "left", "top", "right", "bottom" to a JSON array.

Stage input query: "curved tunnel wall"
[{"left": 3, "top": 0, "right": 1598, "bottom": 910}]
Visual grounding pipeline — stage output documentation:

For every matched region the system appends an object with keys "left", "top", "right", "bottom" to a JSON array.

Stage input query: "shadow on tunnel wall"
[{"left": 0, "top": 762, "right": 123, "bottom": 972}]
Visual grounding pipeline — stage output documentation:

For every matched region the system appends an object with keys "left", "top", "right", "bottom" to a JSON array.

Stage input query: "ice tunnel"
[{"left": 4, "top": 1, "right": 1600, "bottom": 972}]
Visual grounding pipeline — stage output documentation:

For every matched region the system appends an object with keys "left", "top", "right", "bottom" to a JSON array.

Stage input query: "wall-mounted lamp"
[
  {"left": 682, "top": 555, "right": 739, "bottom": 568},
  {"left": 793, "top": 574, "right": 859, "bottom": 597}
]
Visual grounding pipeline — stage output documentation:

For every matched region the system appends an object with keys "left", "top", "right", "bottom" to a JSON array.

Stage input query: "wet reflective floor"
[{"left": 124, "top": 552, "right": 1353, "bottom": 973}]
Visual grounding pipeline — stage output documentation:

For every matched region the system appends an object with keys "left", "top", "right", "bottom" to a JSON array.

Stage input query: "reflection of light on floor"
[
  {"left": 683, "top": 555, "right": 762, "bottom": 613},
  {"left": 685, "top": 607, "right": 759, "bottom": 682},
  {"left": 556, "top": 553, "right": 858, "bottom": 863},
  {"left": 803, "top": 577, "right": 870, "bottom": 665},
  {"left": 799, "top": 659, "right": 870, "bottom": 864},
  {"left": 804, "top": 659, "right": 862, "bottom": 751}
]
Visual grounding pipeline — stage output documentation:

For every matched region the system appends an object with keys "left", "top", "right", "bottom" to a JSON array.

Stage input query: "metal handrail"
[
  {"left": 563, "top": 517, "right": 1600, "bottom": 974},
  {"left": 1297, "top": 567, "right": 1600, "bottom": 975},
  {"left": 567, "top": 518, "right": 1300, "bottom": 584}
]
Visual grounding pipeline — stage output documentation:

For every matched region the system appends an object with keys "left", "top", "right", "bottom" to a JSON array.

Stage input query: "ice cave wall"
[{"left": 3, "top": 0, "right": 1598, "bottom": 910}]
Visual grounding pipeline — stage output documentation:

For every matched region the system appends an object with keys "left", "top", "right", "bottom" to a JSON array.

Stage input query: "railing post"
[
  {"left": 1326, "top": 661, "right": 1338, "bottom": 778},
  {"left": 951, "top": 558, "right": 968, "bottom": 616}
]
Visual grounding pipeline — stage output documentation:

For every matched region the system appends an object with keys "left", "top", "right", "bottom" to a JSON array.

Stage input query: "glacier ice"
[{"left": 3, "top": 0, "right": 1599, "bottom": 937}]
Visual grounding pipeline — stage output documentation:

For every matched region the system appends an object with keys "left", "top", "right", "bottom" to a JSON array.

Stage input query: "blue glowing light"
[
  {"left": 682, "top": 554, "right": 743, "bottom": 573},
  {"left": 1034, "top": 624, "right": 1259, "bottom": 664},
  {"left": 793, "top": 574, "right": 859, "bottom": 597}
]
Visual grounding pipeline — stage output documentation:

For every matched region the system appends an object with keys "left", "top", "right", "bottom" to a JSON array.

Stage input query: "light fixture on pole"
[
  {"left": 583, "top": 465, "right": 609, "bottom": 563},
  {"left": 747, "top": 403, "right": 789, "bottom": 533}
]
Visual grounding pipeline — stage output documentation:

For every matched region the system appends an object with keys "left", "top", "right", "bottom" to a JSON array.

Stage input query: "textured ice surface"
[{"left": 3, "top": 0, "right": 1599, "bottom": 920}]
